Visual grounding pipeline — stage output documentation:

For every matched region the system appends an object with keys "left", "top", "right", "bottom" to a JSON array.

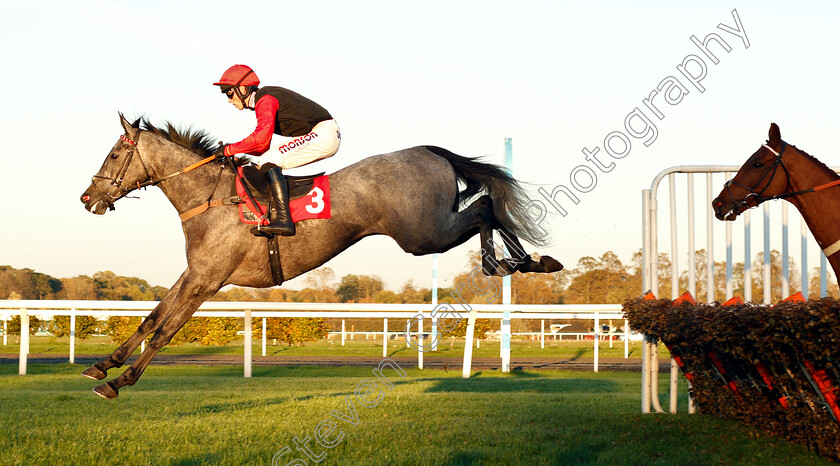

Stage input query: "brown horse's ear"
[
  {"left": 118, "top": 112, "right": 140, "bottom": 137},
  {"left": 769, "top": 123, "right": 781, "bottom": 146},
  {"left": 119, "top": 112, "right": 132, "bottom": 133}
]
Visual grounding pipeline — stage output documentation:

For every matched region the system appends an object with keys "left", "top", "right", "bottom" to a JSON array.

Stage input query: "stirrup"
[{"left": 250, "top": 215, "right": 274, "bottom": 238}]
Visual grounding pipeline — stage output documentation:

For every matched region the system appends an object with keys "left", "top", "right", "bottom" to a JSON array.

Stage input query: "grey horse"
[{"left": 79, "top": 113, "right": 563, "bottom": 398}]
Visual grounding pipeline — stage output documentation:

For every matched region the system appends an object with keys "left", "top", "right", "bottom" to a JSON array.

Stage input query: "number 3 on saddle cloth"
[{"left": 235, "top": 166, "right": 331, "bottom": 226}]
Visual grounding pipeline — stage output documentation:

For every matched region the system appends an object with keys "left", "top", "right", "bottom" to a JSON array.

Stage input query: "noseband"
[{"left": 723, "top": 142, "right": 789, "bottom": 212}]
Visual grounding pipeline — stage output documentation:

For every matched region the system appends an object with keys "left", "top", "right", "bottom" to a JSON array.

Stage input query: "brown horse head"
[{"left": 712, "top": 123, "right": 789, "bottom": 220}]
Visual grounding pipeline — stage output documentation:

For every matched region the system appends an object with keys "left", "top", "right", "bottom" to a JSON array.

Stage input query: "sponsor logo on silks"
[{"left": 277, "top": 132, "right": 319, "bottom": 154}]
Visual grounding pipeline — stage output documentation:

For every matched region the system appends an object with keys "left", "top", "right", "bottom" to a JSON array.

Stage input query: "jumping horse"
[
  {"left": 79, "top": 113, "right": 563, "bottom": 398},
  {"left": 713, "top": 123, "right": 840, "bottom": 290}
]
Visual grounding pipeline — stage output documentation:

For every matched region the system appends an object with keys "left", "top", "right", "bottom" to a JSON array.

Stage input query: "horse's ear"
[
  {"left": 769, "top": 123, "right": 781, "bottom": 146},
  {"left": 119, "top": 112, "right": 133, "bottom": 134},
  {"left": 118, "top": 112, "right": 141, "bottom": 135}
]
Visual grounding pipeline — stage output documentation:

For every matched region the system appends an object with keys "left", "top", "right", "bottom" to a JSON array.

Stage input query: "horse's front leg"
[
  {"left": 81, "top": 271, "right": 188, "bottom": 380},
  {"left": 92, "top": 274, "right": 221, "bottom": 399}
]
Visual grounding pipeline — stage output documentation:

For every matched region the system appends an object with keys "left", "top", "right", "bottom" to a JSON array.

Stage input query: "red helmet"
[{"left": 213, "top": 65, "right": 260, "bottom": 87}]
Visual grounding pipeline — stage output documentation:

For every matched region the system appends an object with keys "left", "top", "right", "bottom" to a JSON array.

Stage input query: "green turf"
[
  {"left": 0, "top": 364, "right": 828, "bottom": 465},
  {"left": 2, "top": 336, "right": 661, "bottom": 360}
]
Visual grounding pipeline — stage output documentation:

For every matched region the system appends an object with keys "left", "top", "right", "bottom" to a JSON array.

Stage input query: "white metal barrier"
[
  {"left": 0, "top": 301, "right": 625, "bottom": 376},
  {"left": 641, "top": 166, "right": 835, "bottom": 414}
]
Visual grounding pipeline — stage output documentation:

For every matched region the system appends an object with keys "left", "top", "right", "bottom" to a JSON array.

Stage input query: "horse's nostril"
[{"left": 82, "top": 194, "right": 91, "bottom": 202}]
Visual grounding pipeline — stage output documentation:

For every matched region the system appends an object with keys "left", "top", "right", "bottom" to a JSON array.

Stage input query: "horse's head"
[
  {"left": 712, "top": 123, "right": 789, "bottom": 221},
  {"left": 81, "top": 113, "right": 151, "bottom": 214}
]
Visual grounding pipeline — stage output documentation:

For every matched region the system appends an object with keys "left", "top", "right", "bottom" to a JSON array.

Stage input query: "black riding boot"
[{"left": 251, "top": 166, "right": 296, "bottom": 237}]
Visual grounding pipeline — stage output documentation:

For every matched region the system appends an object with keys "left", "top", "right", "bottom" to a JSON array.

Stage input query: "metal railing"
[
  {"left": 0, "top": 300, "right": 626, "bottom": 376},
  {"left": 641, "top": 165, "right": 837, "bottom": 414}
]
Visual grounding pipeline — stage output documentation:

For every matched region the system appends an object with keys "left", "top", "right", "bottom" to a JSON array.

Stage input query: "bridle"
[
  {"left": 89, "top": 134, "right": 151, "bottom": 210},
  {"left": 724, "top": 140, "right": 840, "bottom": 216},
  {"left": 88, "top": 131, "right": 216, "bottom": 211},
  {"left": 723, "top": 142, "right": 790, "bottom": 213}
]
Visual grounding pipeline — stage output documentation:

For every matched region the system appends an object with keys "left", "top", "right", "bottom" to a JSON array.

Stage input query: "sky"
[{"left": 1, "top": 1, "right": 839, "bottom": 293}]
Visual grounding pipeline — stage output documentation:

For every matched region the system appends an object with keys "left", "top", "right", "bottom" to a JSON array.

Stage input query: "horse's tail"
[{"left": 423, "top": 145, "right": 549, "bottom": 248}]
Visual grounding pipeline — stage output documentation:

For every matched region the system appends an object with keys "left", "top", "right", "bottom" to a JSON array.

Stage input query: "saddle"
[
  {"left": 233, "top": 165, "right": 331, "bottom": 226},
  {"left": 234, "top": 164, "right": 325, "bottom": 205},
  {"left": 178, "top": 163, "right": 331, "bottom": 288}
]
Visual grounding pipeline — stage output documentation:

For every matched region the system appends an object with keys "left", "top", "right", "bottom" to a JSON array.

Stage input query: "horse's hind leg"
[
  {"left": 81, "top": 271, "right": 187, "bottom": 380},
  {"left": 496, "top": 227, "right": 564, "bottom": 274},
  {"left": 93, "top": 275, "right": 219, "bottom": 399},
  {"left": 398, "top": 194, "right": 494, "bottom": 255},
  {"left": 457, "top": 200, "right": 561, "bottom": 276}
]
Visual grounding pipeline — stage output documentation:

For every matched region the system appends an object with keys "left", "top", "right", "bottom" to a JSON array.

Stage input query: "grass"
[
  {"left": 2, "top": 336, "right": 665, "bottom": 360},
  {"left": 0, "top": 364, "right": 829, "bottom": 465}
]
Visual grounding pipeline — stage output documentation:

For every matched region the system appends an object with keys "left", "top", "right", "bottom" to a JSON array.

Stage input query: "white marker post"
[
  {"left": 382, "top": 318, "right": 388, "bottom": 358},
  {"left": 431, "top": 254, "right": 439, "bottom": 351},
  {"left": 19, "top": 308, "right": 28, "bottom": 375},
  {"left": 244, "top": 310, "right": 252, "bottom": 378},
  {"left": 69, "top": 309, "right": 76, "bottom": 364},
  {"left": 501, "top": 138, "right": 513, "bottom": 373}
]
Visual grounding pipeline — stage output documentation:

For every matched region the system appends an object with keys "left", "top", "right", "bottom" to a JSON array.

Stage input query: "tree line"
[
  {"left": 3, "top": 249, "right": 833, "bottom": 344},
  {"left": 3, "top": 248, "right": 833, "bottom": 306}
]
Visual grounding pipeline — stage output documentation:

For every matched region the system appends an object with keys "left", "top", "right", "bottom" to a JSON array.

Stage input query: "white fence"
[
  {"left": 0, "top": 300, "right": 626, "bottom": 377},
  {"left": 640, "top": 165, "right": 837, "bottom": 414}
]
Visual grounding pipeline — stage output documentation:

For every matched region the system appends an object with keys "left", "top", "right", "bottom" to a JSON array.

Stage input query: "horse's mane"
[
  {"left": 139, "top": 117, "right": 251, "bottom": 166},
  {"left": 783, "top": 141, "right": 836, "bottom": 177},
  {"left": 140, "top": 117, "right": 217, "bottom": 157}
]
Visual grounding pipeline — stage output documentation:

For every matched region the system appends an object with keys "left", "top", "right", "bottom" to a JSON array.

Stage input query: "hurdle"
[{"left": 640, "top": 165, "right": 835, "bottom": 414}]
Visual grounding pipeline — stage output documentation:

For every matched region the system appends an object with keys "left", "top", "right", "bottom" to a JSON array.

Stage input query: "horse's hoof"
[
  {"left": 81, "top": 365, "right": 107, "bottom": 380},
  {"left": 540, "top": 256, "right": 564, "bottom": 273},
  {"left": 93, "top": 383, "right": 119, "bottom": 399}
]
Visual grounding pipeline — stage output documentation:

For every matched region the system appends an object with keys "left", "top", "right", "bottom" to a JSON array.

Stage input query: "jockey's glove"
[{"left": 214, "top": 144, "right": 231, "bottom": 163}]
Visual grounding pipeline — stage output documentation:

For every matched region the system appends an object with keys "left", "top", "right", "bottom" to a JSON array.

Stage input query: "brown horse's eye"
[
  {"left": 110, "top": 153, "right": 118, "bottom": 159},
  {"left": 752, "top": 162, "right": 763, "bottom": 168}
]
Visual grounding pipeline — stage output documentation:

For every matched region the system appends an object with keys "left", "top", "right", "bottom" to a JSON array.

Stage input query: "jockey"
[{"left": 213, "top": 64, "right": 340, "bottom": 237}]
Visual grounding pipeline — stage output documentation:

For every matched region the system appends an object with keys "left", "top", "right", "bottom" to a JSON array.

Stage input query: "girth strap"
[{"left": 267, "top": 237, "right": 284, "bottom": 285}]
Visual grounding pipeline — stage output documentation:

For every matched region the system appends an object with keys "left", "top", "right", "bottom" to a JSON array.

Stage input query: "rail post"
[
  {"left": 244, "top": 309, "right": 252, "bottom": 378},
  {"left": 593, "top": 312, "right": 599, "bottom": 373},
  {"left": 69, "top": 308, "right": 76, "bottom": 364},
  {"left": 383, "top": 318, "right": 388, "bottom": 358},
  {"left": 624, "top": 319, "right": 629, "bottom": 359},
  {"left": 417, "top": 316, "right": 423, "bottom": 369},
  {"left": 262, "top": 317, "right": 267, "bottom": 356},
  {"left": 540, "top": 319, "right": 545, "bottom": 349},
  {"left": 462, "top": 308, "right": 477, "bottom": 378},
  {"left": 19, "top": 308, "right": 28, "bottom": 375}
]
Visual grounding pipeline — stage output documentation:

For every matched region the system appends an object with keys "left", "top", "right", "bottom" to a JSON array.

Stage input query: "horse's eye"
[
  {"left": 752, "top": 162, "right": 763, "bottom": 168},
  {"left": 110, "top": 153, "right": 118, "bottom": 159}
]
